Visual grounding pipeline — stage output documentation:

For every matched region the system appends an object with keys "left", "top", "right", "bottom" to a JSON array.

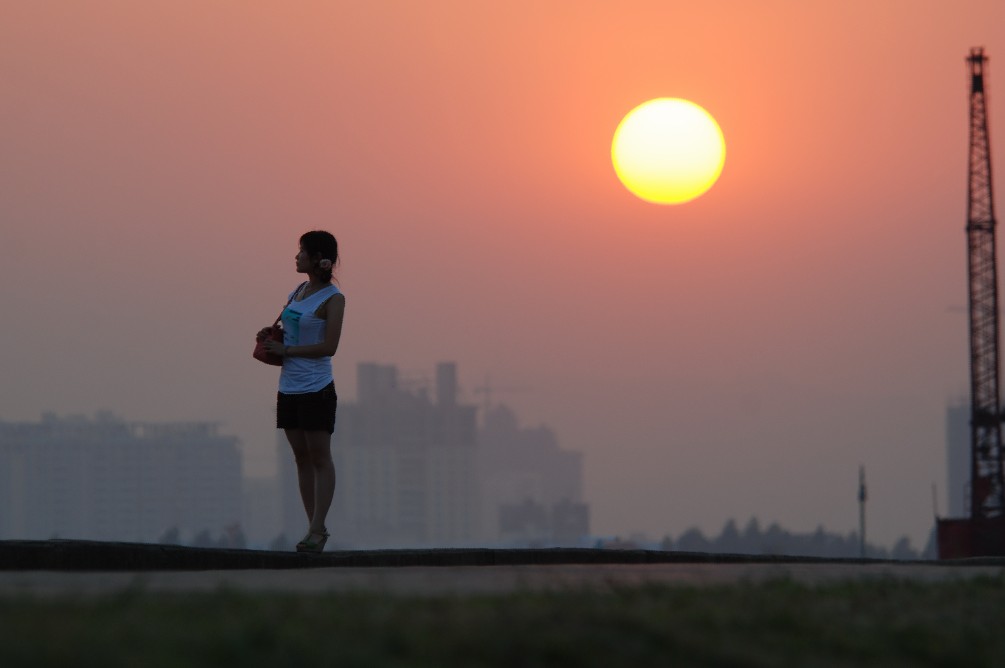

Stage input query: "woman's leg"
[
  {"left": 302, "top": 430, "right": 336, "bottom": 534},
  {"left": 284, "top": 428, "right": 316, "bottom": 524}
]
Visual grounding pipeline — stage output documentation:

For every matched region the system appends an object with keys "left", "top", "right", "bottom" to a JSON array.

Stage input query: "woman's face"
[{"left": 295, "top": 245, "right": 312, "bottom": 273}]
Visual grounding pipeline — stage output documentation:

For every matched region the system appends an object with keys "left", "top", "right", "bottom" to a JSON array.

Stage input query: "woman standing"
[{"left": 258, "top": 230, "right": 345, "bottom": 553}]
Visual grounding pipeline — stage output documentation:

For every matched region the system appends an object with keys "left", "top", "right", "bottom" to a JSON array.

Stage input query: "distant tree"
[
  {"left": 269, "top": 533, "right": 290, "bottom": 552},
  {"left": 191, "top": 529, "right": 214, "bottom": 548},
  {"left": 716, "top": 519, "right": 742, "bottom": 554},
  {"left": 219, "top": 524, "right": 246, "bottom": 549},
  {"left": 809, "top": 525, "right": 829, "bottom": 557},
  {"left": 676, "top": 527, "right": 710, "bottom": 552},
  {"left": 158, "top": 527, "right": 181, "bottom": 545},
  {"left": 743, "top": 518, "right": 762, "bottom": 544},
  {"left": 659, "top": 535, "right": 674, "bottom": 551},
  {"left": 845, "top": 531, "right": 863, "bottom": 559},
  {"left": 890, "top": 536, "right": 917, "bottom": 561},
  {"left": 598, "top": 536, "right": 638, "bottom": 550},
  {"left": 671, "top": 518, "right": 927, "bottom": 559},
  {"left": 761, "top": 522, "right": 788, "bottom": 555}
]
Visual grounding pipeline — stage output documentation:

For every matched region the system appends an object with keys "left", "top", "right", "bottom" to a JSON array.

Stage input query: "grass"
[{"left": 1, "top": 576, "right": 1004, "bottom": 667}]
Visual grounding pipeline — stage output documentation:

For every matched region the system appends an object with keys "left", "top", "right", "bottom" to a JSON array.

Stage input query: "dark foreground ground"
[{"left": 1, "top": 541, "right": 1005, "bottom": 666}]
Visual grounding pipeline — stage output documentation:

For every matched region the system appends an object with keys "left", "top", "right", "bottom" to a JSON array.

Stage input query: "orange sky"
[{"left": 2, "top": 0, "right": 1004, "bottom": 548}]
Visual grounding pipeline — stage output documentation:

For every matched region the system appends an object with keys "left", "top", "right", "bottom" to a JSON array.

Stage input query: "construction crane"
[
  {"left": 472, "top": 375, "right": 531, "bottom": 424},
  {"left": 937, "top": 47, "right": 1005, "bottom": 558}
]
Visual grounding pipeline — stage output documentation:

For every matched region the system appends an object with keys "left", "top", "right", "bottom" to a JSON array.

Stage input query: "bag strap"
[{"left": 272, "top": 282, "right": 308, "bottom": 327}]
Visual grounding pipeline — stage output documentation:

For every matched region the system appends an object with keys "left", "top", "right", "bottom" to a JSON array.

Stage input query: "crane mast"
[
  {"left": 937, "top": 48, "right": 1005, "bottom": 558},
  {"left": 965, "top": 47, "right": 1005, "bottom": 523}
]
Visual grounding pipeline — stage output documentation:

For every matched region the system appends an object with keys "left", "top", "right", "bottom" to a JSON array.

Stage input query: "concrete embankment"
[
  {"left": 2, "top": 539, "right": 907, "bottom": 571},
  {"left": 1, "top": 540, "right": 1002, "bottom": 595}
]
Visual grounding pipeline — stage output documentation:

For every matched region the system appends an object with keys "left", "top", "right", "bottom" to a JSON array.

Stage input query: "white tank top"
[{"left": 278, "top": 283, "right": 342, "bottom": 394}]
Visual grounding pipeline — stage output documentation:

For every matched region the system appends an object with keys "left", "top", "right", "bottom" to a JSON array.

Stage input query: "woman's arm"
[{"left": 284, "top": 293, "right": 345, "bottom": 359}]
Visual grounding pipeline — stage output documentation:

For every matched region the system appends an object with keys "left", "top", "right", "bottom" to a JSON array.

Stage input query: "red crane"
[{"left": 937, "top": 47, "right": 1005, "bottom": 558}]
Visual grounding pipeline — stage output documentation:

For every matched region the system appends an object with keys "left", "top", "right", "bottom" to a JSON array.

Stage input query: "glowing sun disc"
[{"left": 612, "top": 98, "right": 725, "bottom": 205}]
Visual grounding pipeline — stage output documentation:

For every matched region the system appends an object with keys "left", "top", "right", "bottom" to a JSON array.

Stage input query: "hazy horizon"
[{"left": 4, "top": 1, "right": 1005, "bottom": 550}]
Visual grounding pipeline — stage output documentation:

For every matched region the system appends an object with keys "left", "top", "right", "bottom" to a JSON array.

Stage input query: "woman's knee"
[
  {"left": 301, "top": 431, "right": 332, "bottom": 467},
  {"left": 308, "top": 447, "right": 333, "bottom": 470},
  {"left": 292, "top": 449, "right": 314, "bottom": 468}
]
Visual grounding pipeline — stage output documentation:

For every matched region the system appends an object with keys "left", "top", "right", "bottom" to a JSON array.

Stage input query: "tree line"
[{"left": 655, "top": 518, "right": 934, "bottom": 560}]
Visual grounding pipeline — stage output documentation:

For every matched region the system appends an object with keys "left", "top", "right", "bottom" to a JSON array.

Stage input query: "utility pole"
[{"left": 858, "top": 465, "right": 867, "bottom": 558}]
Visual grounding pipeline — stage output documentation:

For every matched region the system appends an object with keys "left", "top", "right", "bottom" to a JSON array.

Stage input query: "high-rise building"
[
  {"left": 946, "top": 400, "right": 970, "bottom": 517},
  {"left": 479, "top": 404, "right": 590, "bottom": 545},
  {"left": 242, "top": 476, "right": 282, "bottom": 547},
  {"left": 273, "top": 361, "right": 590, "bottom": 548},
  {"left": 276, "top": 362, "right": 480, "bottom": 547},
  {"left": 0, "top": 412, "right": 242, "bottom": 542}
]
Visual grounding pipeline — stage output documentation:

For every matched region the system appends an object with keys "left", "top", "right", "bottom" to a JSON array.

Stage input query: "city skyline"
[
  {"left": 0, "top": 371, "right": 957, "bottom": 555},
  {"left": 0, "top": 400, "right": 935, "bottom": 555},
  {"left": 4, "top": 2, "right": 1005, "bottom": 549},
  {"left": 0, "top": 362, "right": 593, "bottom": 550}
]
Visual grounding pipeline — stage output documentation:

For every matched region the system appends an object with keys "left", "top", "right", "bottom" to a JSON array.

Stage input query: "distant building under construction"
[{"left": 278, "top": 362, "right": 590, "bottom": 548}]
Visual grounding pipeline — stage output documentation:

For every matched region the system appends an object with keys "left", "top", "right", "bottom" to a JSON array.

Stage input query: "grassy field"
[{"left": 1, "top": 576, "right": 1003, "bottom": 667}]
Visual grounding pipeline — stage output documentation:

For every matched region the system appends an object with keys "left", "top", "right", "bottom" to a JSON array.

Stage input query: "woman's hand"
[
  {"left": 256, "top": 327, "right": 274, "bottom": 342},
  {"left": 262, "top": 338, "right": 286, "bottom": 356}
]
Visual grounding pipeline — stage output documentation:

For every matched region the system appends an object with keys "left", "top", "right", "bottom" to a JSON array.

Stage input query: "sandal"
[{"left": 296, "top": 529, "right": 330, "bottom": 553}]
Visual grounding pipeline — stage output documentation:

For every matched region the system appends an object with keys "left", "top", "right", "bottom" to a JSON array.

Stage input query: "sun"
[{"left": 611, "top": 98, "right": 725, "bottom": 205}]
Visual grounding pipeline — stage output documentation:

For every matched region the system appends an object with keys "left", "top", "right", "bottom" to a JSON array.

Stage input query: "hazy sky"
[{"left": 3, "top": 0, "right": 1004, "bottom": 548}]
